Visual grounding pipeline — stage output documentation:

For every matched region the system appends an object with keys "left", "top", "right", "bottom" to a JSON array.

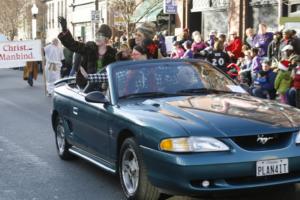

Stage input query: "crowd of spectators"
[
  {"left": 59, "top": 17, "right": 300, "bottom": 109},
  {"left": 155, "top": 23, "right": 300, "bottom": 109}
]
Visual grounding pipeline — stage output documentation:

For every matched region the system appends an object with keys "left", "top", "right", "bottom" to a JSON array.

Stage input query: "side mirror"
[{"left": 85, "top": 91, "right": 109, "bottom": 104}]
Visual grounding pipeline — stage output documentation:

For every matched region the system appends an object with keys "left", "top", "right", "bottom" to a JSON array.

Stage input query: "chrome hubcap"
[
  {"left": 56, "top": 120, "right": 65, "bottom": 154},
  {"left": 122, "top": 147, "right": 139, "bottom": 195}
]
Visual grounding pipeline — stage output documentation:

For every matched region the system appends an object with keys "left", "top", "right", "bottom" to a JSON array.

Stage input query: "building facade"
[
  {"left": 70, "top": 0, "right": 108, "bottom": 42},
  {"left": 175, "top": 0, "right": 300, "bottom": 40},
  {"left": 42, "top": 0, "right": 109, "bottom": 43},
  {"left": 17, "top": 0, "right": 300, "bottom": 43},
  {"left": 44, "top": 0, "right": 69, "bottom": 43}
]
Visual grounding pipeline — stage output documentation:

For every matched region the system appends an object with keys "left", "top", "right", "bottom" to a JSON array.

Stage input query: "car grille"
[{"left": 231, "top": 132, "right": 292, "bottom": 151}]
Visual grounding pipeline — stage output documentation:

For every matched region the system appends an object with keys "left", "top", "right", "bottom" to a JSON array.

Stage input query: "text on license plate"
[{"left": 256, "top": 159, "right": 289, "bottom": 177}]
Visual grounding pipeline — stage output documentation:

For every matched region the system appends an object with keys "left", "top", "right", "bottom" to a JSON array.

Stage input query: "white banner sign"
[
  {"left": 165, "top": 36, "right": 174, "bottom": 55},
  {"left": 0, "top": 40, "right": 42, "bottom": 68}
]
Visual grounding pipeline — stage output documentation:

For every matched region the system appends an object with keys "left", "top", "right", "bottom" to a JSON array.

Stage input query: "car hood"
[{"left": 121, "top": 93, "right": 300, "bottom": 138}]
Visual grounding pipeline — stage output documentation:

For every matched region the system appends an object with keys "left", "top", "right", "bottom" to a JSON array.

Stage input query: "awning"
[{"left": 131, "top": 1, "right": 163, "bottom": 23}]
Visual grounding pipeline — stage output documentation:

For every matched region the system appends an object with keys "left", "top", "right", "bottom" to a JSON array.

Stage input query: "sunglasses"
[{"left": 96, "top": 35, "right": 107, "bottom": 42}]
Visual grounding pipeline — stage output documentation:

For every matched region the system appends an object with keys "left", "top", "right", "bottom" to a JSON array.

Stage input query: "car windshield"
[{"left": 113, "top": 61, "right": 242, "bottom": 99}]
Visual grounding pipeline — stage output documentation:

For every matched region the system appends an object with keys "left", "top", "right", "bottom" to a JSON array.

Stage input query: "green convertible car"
[{"left": 52, "top": 59, "right": 300, "bottom": 200}]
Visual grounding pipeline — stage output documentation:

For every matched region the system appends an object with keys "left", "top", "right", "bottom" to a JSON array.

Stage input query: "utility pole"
[
  {"left": 95, "top": 0, "right": 99, "bottom": 29},
  {"left": 278, "top": 0, "right": 282, "bottom": 29}
]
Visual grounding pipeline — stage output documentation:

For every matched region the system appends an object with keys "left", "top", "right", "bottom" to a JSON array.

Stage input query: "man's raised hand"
[{"left": 58, "top": 16, "right": 67, "bottom": 32}]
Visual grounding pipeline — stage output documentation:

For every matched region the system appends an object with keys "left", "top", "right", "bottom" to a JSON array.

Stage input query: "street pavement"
[{"left": 0, "top": 68, "right": 299, "bottom": 200}]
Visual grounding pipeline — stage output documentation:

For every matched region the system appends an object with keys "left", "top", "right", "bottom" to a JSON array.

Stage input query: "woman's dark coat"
[{"left": 58, "top": 30, "right": 116, "bottom": 87}]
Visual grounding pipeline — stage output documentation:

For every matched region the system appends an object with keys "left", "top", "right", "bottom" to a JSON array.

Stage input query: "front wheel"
[
  {"left": 119, "top": 138, "right": 160, "bottom": 200},
  {"left": 54, "top": 116, "right": 74, "bottom": 160}
]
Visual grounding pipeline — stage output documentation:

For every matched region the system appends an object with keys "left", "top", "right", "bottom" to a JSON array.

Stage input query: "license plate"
[{"left": 256, "top": 159, "right": 289, "bottom": 177}]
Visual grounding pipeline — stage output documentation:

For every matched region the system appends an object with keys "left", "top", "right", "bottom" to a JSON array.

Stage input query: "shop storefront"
[
  {"left": 250, "top": 0, "right": 278, "bottom": 32},
  {"left": 191, "top": 0, "right": 229, "bottom": 39},
  {"left": 280, "top": 0, "right": 300, "bottom": 36}
]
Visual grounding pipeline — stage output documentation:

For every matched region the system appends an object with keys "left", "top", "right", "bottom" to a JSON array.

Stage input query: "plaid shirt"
[{"left": 87, "top": 72, "right": 108, "bottom": 83}]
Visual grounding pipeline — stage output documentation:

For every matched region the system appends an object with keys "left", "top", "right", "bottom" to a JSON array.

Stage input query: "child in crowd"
[
  {"left": 251, "top": 71, "right": 270, "bottom": 98},
  {"left": 254, "top": 71, "right": 268, "bottom": 87},
  {"left": 250, "top": 59, "right": 277, "bottom": 99},
  {"left": 250, "top": 47, "right": 262, "bottom": 81},
  {"left": 191, "top": 31, "right": 207, "bottom": 58},
  {"left": 238, "top": 50, "right": 252, "bottom": 86},
  {"left": 181, "top": 41, "right": 193, "bottom": 59},
  {"left": 171, "top": 41, "right": 185, "bottom": 59},
  {"left": 274, "top": 60, "right": 292, "bottom": 104}
]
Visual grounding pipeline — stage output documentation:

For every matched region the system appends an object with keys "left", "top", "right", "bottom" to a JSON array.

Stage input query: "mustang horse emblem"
[{"left": 257, "top": 134, "right": 274, "bottom": 144}]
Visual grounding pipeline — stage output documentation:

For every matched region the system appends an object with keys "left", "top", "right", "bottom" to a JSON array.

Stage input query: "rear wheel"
[
  {"left": 119, "top": 138, "right": 160, "bottom": 200},
  {"left": 55, "top": 116, "right": 74, "bottom": 160}
]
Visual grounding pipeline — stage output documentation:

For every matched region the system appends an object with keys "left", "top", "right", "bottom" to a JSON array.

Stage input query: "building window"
[
  {"left": 61, "top": 0, "right": 64, "bottom": 18},
  {"left": 52, "top": 3, "right": 55, "bottom": 29},
  {"left": 48, "top": 4, "right": 50, "bottom": 28},
  {"left": 58, "top": 1, "right": 60, "bottom": 27},
  {"left": 192, "top": 0, "right": 229, "bottom": 12},
  {"left": 65, "top": 0, "right": 68, "bottom": 18},
  {"left": 291, "top": 4, "right": 300, "bottom": 12},
  {"left": 211, "top": 0, "right": 229, "bottom": 8},
  {"left": 250, "top": 0, "right": 278, "bottom": 6}
]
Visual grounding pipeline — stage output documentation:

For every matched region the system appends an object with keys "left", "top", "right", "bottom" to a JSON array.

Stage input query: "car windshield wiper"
[
  {"left": 119, "top": 92, "right": 177, "bottom": 99},
  {"left": 176, "top": 88, "right": 234, "bottom": 94}
]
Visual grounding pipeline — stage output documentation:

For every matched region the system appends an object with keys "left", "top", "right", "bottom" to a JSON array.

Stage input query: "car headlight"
[
  {"left": 160, "top": 136, "right": 230, "bottom": 152},
  {"left": 296, "top": 131, "right": 300, "bottom": 144}
]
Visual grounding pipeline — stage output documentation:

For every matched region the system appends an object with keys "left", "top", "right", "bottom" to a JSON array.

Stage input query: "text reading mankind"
[{"left": 0, "top": 52, "right": 33, "bottom": 61}]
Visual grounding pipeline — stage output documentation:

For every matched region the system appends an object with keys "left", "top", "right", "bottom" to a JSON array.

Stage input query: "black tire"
[
  {"left": 54, "top": 116, "right": 74, "bottom": 160},
  {"left": 119, "top": 138, "right": 160, "bottom": 200}
]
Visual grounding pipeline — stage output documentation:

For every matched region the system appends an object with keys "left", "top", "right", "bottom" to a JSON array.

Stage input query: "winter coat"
[
  {"left": 73, "top": 53, "right": 82, "bottom": 70},
  {"left": 23, "top": 61, "right": 39, "bottom": 81},
  {"left": 267, "top": 40, "right": 281, "bottom": 61},
  {"left": 279, "top": 39, "right": 293, "bottom": 60},
  {"left": 293, "top": 66, "right": 300, "bottom": 89},
  {"left": 261, "top": 70, "right": 277, "bottom": 91},
  {"left": 191, "top": 41, "right": 207, "bottom": 53},
  {"left": 58, "top": 30, "right": 117, "bottom": 87},
  {"left": 292, "top": 37, "right": 300, "bottom": 55},
  {"left": 171, "top": 47, "right": 185, "bottom": 59},
  {"left": 225, "top": 37, "right": 243, "bottom": 59},
  {"left": 253, "top": 32, "right": 273, "bottom": 57},
  {"left": 274, "top": 70, "right": 292, "bottom": 94},
  {"left": 251, "top": 56, "right": 262, "bottom": 74},
  {"left": 181, "top": 49, "right": 193, "bottom": 59},
  {"left": 245, "top": 35, "right": 256, "bottom": 48}
]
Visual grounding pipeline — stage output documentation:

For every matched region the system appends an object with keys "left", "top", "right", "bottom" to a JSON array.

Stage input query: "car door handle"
[{"left": 73, "top": 107, "right": 78, "bottom": 115}]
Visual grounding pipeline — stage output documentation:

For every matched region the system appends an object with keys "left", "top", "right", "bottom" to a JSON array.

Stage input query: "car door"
[
  {"left": 70, "top": 90, "right": 111, "bottom": 160},
  {"left": 68, "top": 90, "right": 90, "bottom": 151}
]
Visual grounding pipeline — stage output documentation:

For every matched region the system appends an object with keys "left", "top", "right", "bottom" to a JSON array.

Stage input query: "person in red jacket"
[
  {"left": 292, "top": 61, "right": 300, "bottom": 108},
  {"left": 225, "top": 31, "right": 243, "bottom": 63},
  {"left": 287, "top": 56, "right": 300, "bottom": 107}
]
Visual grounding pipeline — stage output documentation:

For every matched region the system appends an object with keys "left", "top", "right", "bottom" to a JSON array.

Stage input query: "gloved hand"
[{"left": 58, "top": 16, "right": 67, "bottom": 32}]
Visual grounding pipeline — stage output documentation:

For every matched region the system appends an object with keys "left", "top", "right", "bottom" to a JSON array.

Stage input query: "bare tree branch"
[
  {"left": 0, "top": 0, "right": 28, "bottom": 40},
  {"left": 109, "top": 0, "right": 162, "bottom": 39}
]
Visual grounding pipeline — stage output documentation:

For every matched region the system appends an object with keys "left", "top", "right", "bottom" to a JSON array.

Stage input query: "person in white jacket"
[{"left": 44, "top": 38, "right": 64, "bottom": 96}]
